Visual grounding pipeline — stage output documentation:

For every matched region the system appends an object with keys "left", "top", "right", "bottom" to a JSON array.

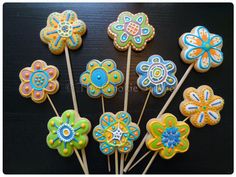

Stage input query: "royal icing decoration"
[
  {"left": 19, "top": 60, "right": 59, "bottom": 103},
  {"left": 47, "top": 110, "right": 91, "bottom": 157},
  {"left": 93, "top": 111, "right": 140, "bottom": 155},
  {"left": 40, "top": 10, "right": 86, "bottom": 55},
  {"left": 136, "top": 55, "right": 178, "bottom": 97},
  {"left": 80, "top": 59, "right": 124, "bottom": 98},
  {"left": 179, "top": 26, "right": 223, "bottom": 73},
  {"left": 179, "top": 85, "right": 224, "bottom": 128},
  {"left": 108, "top": 11, "right": 155, "bottom": 51},
  {"left": 146, "top": 113, "right": 190, "bottom": 159}
]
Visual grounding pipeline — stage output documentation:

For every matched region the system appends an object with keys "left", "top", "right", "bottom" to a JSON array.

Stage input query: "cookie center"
[
  {"left": 57, "top": 123, "right": 75, "bottom": 142},
  {"left": 58, "top": 21, "right": 73, "bottom": 37},
  {"left": 30, "top": 70, "right": 49, "bottom": 90},
  {"left": 126, "top": 22, "right": 140, "bottom": 36},
  {"left": 148, "top": 63, "right": 167, "bottom": 85},
  {"left": 162, "top": 127, "right": 180, "bottom": 148},
  {"left": 91, "top": 68, "right": 108, "bottom": 88},
  {"left": 202, "top": 42, "right": 211, "bottom": 51}
]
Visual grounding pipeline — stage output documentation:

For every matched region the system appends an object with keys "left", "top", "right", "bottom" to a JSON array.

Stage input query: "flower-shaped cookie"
[
  {"left": 19, "top": 60, "right": 59, "bottom": 103},
  {"left": 40, "top": 10, "right": 86, "bottom": 55},
  {"left": 47, "top": 110, "right": 91, "bottom": 157},
  {"left": 146, "top": 113, "right": 190, "bottom": 159},
  {"left": 179, "top": 26, "right": 223, "bottom": 73},
  {"left": 180, "top": 85, "right": 224, "bottom": 128},
  {"left": 136, "top": 55, "right": 178, "bottom": 97},
  {"left": 93, "top": 111, "right": 140, "bottom": 155},
  {"left": 80, "top": 59, "right": 124, "bottom": 98},
  {"left": 108, "top": 11, "right": 155, "bottom": 51}
]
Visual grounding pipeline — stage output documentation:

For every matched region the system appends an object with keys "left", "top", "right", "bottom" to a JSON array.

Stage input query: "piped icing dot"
[
  {"left": 36, "top": 64, "right": 40, "bottom": 69},
  {"left": 66, "top": 113, "right": 70, "bottom": 118},
  {"left": 50, "top": 121, "right": 55, "bottom": 126},
  {"left": 49, "top": 139, "right": 54, "bottom": 145},
  {"left": 25, "top": 86, "right": 29, "bottom": 91},
  {"left": 36, "top": 92, "right": 40, "bottom": 97},
  {"left": 79, "top": 141, "right": 83, "bottom": 145},
  {"left": 81, "top": 123, "right": 85, "bottom": 128},
  {"left": 107, "top": 88, "right": 111, "bottom": 93},
  {"left": 63, "top": 149, "right": 68, "bottom": 154}
]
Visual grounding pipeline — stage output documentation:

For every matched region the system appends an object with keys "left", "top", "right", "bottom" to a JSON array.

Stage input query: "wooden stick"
[
  {"left": 137, "top": 90, "right": 151, "bottom": 125},
  {"left": 74, "top": 148, "right": 89, "bottom": 174},
  {"left": 107, "top": 155, "right": 111, "bottom": 172},
  {"left": 123, "top": 46, "right": 132, "bottom": 112},
  {"left": 124, "top": 134, "right": 147, "bottom": 172},
  {"left": 128, "top": 151, "right": 151, "bottom": 171},
  {"left": 64, "top": 46, "right": 89, "bottom": 173},
  {"left": 101, "top": 95, "right": 105, "bottom": 113},
  {"left": 120, "top": 153, "right": 124, "bottom": 174},
  {"left": 124, "top": 63, "right": 194, "bottom": 172},
  {"left": 47, "top": 95, "right": 59, "bottom": 117},
  {"left": 142, "top": 151, "right": 158, "bottom": 174},
  {"left": 115, "top": 150, "right": 118, "bottom": 174},
  {"left": 183, "top": 117, "right": 190, "bottom": 122}
]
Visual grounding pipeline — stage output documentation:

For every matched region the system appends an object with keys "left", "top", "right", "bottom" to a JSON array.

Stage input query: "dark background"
[{"left": 3, "top": 3, "right": 233, "bottom": 174}]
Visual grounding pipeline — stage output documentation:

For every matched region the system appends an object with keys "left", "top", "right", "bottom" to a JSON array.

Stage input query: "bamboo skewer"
[
  {"left": 142, "top": 152, "right": 158, "bottom": 174},
  {"left": 124, "top": 63, "right": 194, "bottom": 172},
  {"left": 128, "top": 151, "right": 151, "bottom": 171},
  {"left": 137, "top": 90, "right": 151, "bottom": 125},
  {"left": 47, "top": 95, "right": 59, "bottom": 117},
  {"left": 65, "top": 46, "right": 89, "bottom": 174},
  {"left": 115, "top": 150, "right": 119, "bottom": 174}
]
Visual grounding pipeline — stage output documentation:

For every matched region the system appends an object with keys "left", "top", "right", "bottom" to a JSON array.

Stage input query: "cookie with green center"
[
  {"left": 40, "top": 10, "right": 86, "bottom": 55},
  {"left": 146, "top": 113, "right": 190, "bottom": 159},
  {"left": 108, "top": 11, "right": 155, "bottom": 51},
  {"left": 46, "top": 110, "right": 91, "bottom": 157},
  {"left": 80, "top": 59, "right": 124, "bottom": 98}
]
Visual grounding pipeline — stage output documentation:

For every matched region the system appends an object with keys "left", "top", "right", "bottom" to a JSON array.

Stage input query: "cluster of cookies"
[{"left": 18, "top": 10, "right": 224, "bottom": 173}]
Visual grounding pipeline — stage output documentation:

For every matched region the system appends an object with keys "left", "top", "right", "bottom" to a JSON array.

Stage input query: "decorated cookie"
[
  {"left": 136, "top": 55, "right": 178, "bottom": 97},
  {"left": 40, "top": 10, "right": 86, "bottom": 55},
  {"left": 19, "top": 60, "right": 59, "bottom": 103},
  {"left": 47, "top": 110, "right": 91, "bottom": 157},
  {"left": 179, "top": 26, "right": 223, "bottom": 73},
  {"left": 80, "top": 59, "right": 124, "bottom": 98},
  {"left": 179, "top": 85, "right": 224, "bottom": 128},
  {"left": 146, "top": 113, "right": 190, "bottom": 159},
  {"left": 93, "top": 111, "right": 140, "bottom": 155},
  {"left": 108, "top": 11, "right": 155, "bottom": 51}
]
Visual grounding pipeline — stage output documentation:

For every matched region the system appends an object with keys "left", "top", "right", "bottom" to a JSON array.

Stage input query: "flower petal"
[
  {"left": 99, "top": 112, "right": 116, "bottom": 129},
  {"left": 146, "top": 118, "right": 165, "bottom": 138},
  {"left": 80, "top": 71, "right": 91, "bottom": 86},
  {"left": 165, "top": 61, "right": 177, "bottom": 73},
  {"left": 118, "top": 140, "right": 133, "bottom": 153},
  {"left": 179, "top": 101, "right": 199, "bottom": 116},
  {"left": 61, "top": 10, "right": 78, "bottom": 23},
  {"left": 44, "top": 65, "right": 59, "bottom": 80},
  {"left": 141, "top": 27, "right": 150, "bottom": 36},
  {"left": 44, "top": 81, "right": 59, "bottom": 94},
  {"left": 47, "top": 117, "right": 61, "bottom": 133},
  {"left": 99, "top": 142, "right": 115, "bottom": 155},
  {"left": 209, "top": 48, "right": 224, "bottom": 67},
  {"left": 74, "top": 118, "right": 91, "bottom": 135},
  {"left": 136, "top": 61, "right": 150, "bottom": 74},
  {"left": 46, "top": 12, "right": 61, "bottom": 27},
  {"left": 183, "top": 87, "right": 201, "bottom": 103},
  {"left": 19, "top": 67, "right": 33, "bottom": 82},
  {"left": 32, "top": 90, "right": 46, "bottom": 103},
  {"left": 72, "top": 19, "right": 86, "bottom": 36},
  {"left": 146, "top": 135, "right": 164, "bottom": 151},
  {"left": 182, "top": 34, "right": 203, "bottom": 47},
  {"left": 175, "top": 138, "right": 190, "bottom": 153},
  {"left": 198, "top": 85, "right": 214, "bottom": 102},
  {"left": 19, "top": 82, "right": 33, "bottom": 97},
  {"left": 127, "top": 123, "right": 140, "bottom": 141},
  {"left": 194, "top": 52, "right": 211, "bottom": 72},
  {"left": 133, "top": 35, "right": 142, "bottom": 44},
  {"left": 159, "top": 147, "right": 176, "bottom": 159},
  {"left": 66, "top": 34, "right": 82, "bottom": 50},
  {"left": 61, "top": 110, "right": 75, "bottom": 125},
  {"left": 165, "top": 75, "right": 178, "bottom": 87},
  {"left": 87, "top": 84, "right": 102, "bottom": 98},
  {"left": 152, "top": 83, "right": 165, "bottom": 97},
  {"left": 109, "top": 70, "right": 124, "bottom": 85},
  {"left": 47, "top": 133, "right": 61, "bottom": 149},
  {"left": 162, "top": 113, "right": 178, "bottom": 128},
  {"left": 209, "top": 96, "right": 224, "bottom": 110},
  {"left": 57, "top": 142, "right": 73, "bottom": 157},
  {"left": 185, "top": 47, "right": 204, "bottom": 60},
  {"left": 206, "top": 110, "right": 221, "bottom": 126},
  {"left": 102, "top": 83, "right": 117, "bottom": 98},
  {"left": 120, "top": 32, "right": 129, "bottom": 43},
  {"left": 93, "top": 125, "right": 106, "bottom": 143},
  {"left": 190, "top": 111, "right": 206, "bottom": 128},
  {"left": 176, "top": 122, "right": 190, "bottom": 137},
  {"left": 116, "top": 111, "right": 131, "bottom": 126},
  {"left": 31, "top": 60, "right": 47, "bottom": 71},
  {"left": 72, "top": 134, "right": 88, "bottom": 150},
  {"left": 86, "top": 60, "right": 100, "bottom": 71},
  {"left": 101, "top": 59, "right": 116, "bottom": 72},
  {"left": 47, "top": 35, "right": 66, "bottom": 55},
  {"left": 114, "top": 24, "right": 124, "bottom": 31},
  {"left": 210, "top": 34, "right": 223, "bottom": 48},
  {"left": 197, "top": 26, "right": 210, "bottom": 42},
  {"left": 148, "top": 55, "right": 162, "bottom": 64}
]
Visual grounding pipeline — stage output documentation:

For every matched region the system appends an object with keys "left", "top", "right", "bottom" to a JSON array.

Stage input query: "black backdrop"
[{"left": 3, "top": 3, "right": 233, "bottom": 174}]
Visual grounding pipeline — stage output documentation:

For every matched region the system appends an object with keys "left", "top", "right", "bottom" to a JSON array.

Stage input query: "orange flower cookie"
[
  {"left": 19, "top": 60, "right": 59, "bottom": 103},
  {"left": 180, "top": 85, "right": 224, "bottom": 128},
  {"left": 40, "top": 10, "right": 86, "bottom": 55}
]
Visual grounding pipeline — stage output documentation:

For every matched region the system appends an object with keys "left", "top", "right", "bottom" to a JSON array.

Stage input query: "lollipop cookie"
[
  {"left": 180, "top": 85, "right": 224, "bottom": 128},
  {"left": 40, "top": 10, "right": 86, "bottom": 55},
  {"left": 19, "top": 60, "right": 59, "bottom": 103},
  {"left": 47, "top": 110, "right": 91, "bottom": 157},
  {"left": 179, "top": 26, "right": 223, "bottom": 73}
]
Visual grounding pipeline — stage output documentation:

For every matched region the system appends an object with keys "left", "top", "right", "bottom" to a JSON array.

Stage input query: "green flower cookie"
[
  {"left": 108, "top": 11, "right": 155, "bottom": 51},
  {"left": 46, "top": 110, "right": 91, "bottom": 157}
]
